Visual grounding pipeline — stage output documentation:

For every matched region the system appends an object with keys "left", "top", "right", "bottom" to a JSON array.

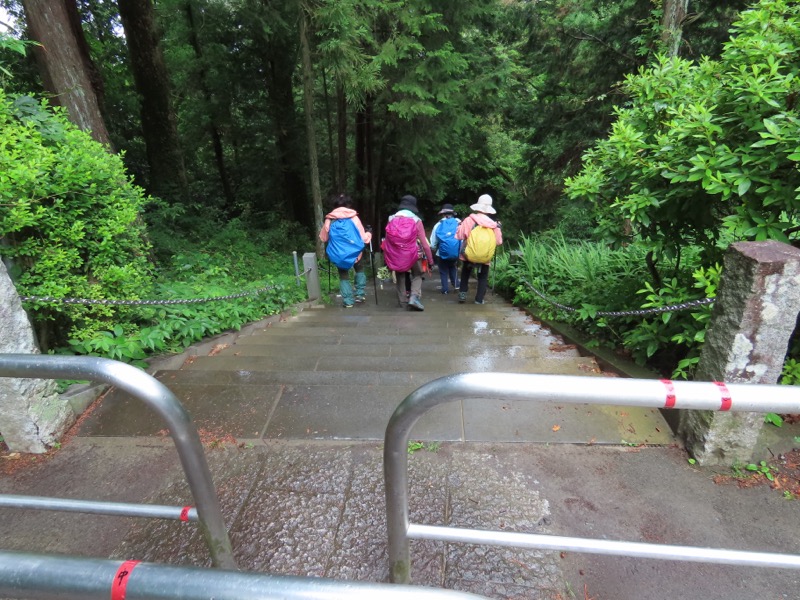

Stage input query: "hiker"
[
  {"left": 382, "top": 195, "right": 434, "bottom": 311},
  {"left": 456, "top": 194, "right": 502, "bottom": 305},
  {"left": 319, "top": 194, "right": 372, "bottom": 308},
  {"left": 429, "top": 203, "right": 461, "bottom": 294}
]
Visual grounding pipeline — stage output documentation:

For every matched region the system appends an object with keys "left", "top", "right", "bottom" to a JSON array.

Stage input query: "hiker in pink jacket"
[
  {"left": 455, "top": 194, "right": 502, "bottom": 305},
  {"left": 382, "top": 195, "right": 434, "bottom": 311},
  {"left": 319, "top": 194, "right": 372, "bottom": 307}
]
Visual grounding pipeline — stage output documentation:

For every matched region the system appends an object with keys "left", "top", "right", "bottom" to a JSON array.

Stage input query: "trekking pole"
[
  {"left": 327, "top": 258, "right": 331, "bottom": 295},
  {"left": 369, "top": 238, "right": 378, "bottom": 305}
]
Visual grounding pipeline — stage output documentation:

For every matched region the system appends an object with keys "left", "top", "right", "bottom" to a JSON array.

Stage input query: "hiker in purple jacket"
[{"left": 382, "top": 195, "right": 434, "bottom": 311}]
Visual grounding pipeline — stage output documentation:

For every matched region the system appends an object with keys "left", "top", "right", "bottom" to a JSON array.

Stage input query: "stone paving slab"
[
  {"left": 6, "top": 439, "right": 796, "bottom": 599},
  {"left": 246, "top": 325, "right": 544, "bottom": 337}
]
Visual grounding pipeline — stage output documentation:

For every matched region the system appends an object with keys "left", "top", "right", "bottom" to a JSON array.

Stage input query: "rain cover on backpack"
[
  {"left": 435, "top": 218, "right": 460, "bottom": 261},
  {"left": 382, "top": 216, "right": 419, "bottom": 272},
  {"left": 326, "top": 218, "right": 364, "bottom": 270},
  {"left": 464, "top": 225, "right": 496, "bottom": 264}
]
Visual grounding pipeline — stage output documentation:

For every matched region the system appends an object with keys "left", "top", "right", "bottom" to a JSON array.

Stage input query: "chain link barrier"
[
  {"left": 19, "top": 268, "right": 314, "bottom": 308},
  {"left": 522, "top": 280, "right": 715, "bottom": 318}
]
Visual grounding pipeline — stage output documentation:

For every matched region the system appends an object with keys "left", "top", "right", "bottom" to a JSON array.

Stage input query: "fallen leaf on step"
[{"left": 552, "top": 425, "right": 561, "bottom": 432}]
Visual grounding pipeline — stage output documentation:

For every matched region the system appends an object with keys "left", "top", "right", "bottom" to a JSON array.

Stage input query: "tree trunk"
[
  {"left": 23, "top": 0, "right": 112, "bottom": 146},
  {"left": 117, "top": 0, "right": 188, "bottom": 201},
  {"left": 300, "top": 3, "right": 325, "bottom": 257},
  {"left": 337, "top": 82, "right": 347, "bottom": 195},
  {"left": 321, "top": 68, "right": 337, "bottom": 192},
  {"left": 183, "top": 0, "right": 236, "bottom": 213},
  {"left": 355, "top": 106, "right": 367, "bottom": 205},
  {"left": 661, "top": 0, "right": 690, "bottom": 57}
]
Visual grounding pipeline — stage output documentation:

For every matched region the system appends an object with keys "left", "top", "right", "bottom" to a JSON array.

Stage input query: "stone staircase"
[{"left": 79, "top": 289, "right": 673, "bottom": 446}]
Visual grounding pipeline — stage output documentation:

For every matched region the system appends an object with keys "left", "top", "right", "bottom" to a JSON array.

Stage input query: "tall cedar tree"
[
  {"left": 22, "top": 0, "right": 111, "bottom": 146},
  {"left": 117, "top": 0, "right": 188, "bottom": 202}
]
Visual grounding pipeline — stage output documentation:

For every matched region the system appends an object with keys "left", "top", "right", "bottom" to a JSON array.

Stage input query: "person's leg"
[
  {"left": 353, "top": 258, "right": 367, "bottom": 302},
  {"left": 408, "top": 262, "right": 425, "bottom": 310},
  {"left": 395, "top": 271, "right": 408, "bottom": 307},
  {"left": 458, "top": 262, "right": 472, "bottom": 302},
  {"left": 446, "top": 259, "right": 458, "bottom": 288},
  {"left": 475, "top": 263, "right": 490, "bottom": 303},
  {"left": 439, "top": 257, "right": 450, "bottom": 293},
  {"left": 338, "top": 267, "right": 354, "bottom": 307}
]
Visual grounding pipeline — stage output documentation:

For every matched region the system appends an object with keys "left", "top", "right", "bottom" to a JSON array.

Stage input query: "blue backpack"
[
  {"left": 326, "top": 218, "right": 364, "bottom": 270},
  {"left": 436, "top": 218, "right": 460, "bottom": 260}
]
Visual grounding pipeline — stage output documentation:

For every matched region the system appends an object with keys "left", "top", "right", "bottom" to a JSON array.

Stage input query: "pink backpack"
[{"left": 382, "top": 216, "right": 419, "bottom": 272}]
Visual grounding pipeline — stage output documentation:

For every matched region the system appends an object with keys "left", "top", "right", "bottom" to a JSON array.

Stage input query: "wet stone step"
[
  {"left": 219, "top": 342, "right": 573, "bottom": 359},
  {"left": 155, "top": 369, "right": 452, "bottom": 387},
  {"left": 183, "top": 354, "right": 600, "bottom": 375},
  {"left": 246, "top": 325, "right": 543, "bottom": 337},
  {"left": 234, "top": 334, "right": 568, "bottom": 347}
]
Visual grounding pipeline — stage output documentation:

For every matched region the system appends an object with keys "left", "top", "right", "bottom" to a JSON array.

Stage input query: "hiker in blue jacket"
[
  {"left": 429, "top": 203, "right": 461, "bottom": 294},
  {"left": 319, "top": 194, "right": 372, "bottom": 308}
]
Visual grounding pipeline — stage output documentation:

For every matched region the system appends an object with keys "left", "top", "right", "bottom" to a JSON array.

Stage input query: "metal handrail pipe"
[
  {"left": 409, "top": 524, "right": 800, "bottom": 569},
  {"left": 0, "top": 551, "right": 492, "bottom": 600},
  {"left": 0, "top": 354, "right": 236, "bottom": 569},
  {"left": 384, "top": 372, "right": 800, "bottom": 583},
  {"left": 0, "top": 495, "right": 198, "bottom": 521}
]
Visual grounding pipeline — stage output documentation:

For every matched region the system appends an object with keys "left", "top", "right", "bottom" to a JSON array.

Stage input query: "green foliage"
[
  {"left": 496, "top": 234, "right": 715, "bottom": 373},
  {"left": 566, "top": 0, "right": 800, "bottom": 264},
  {"left": 0, "top": 89, "right": 154, "bottom": 349},
  {"left": 66, "top": 222, "right": 308, "bottom": 366}
]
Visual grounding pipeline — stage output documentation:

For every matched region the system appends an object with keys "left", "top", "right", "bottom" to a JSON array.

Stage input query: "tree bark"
[
  {"left": 300, "top": 4, "right": 325, "bottom": 258},
  {"left": 23, "top": 0, "right": 112, "bottom": 146},
  {"left": 661, "top": 0, "right": 690, "bottom": 57},
  {"left": 337, "top": 82, "right": 347, "bottom": 195},
  {"left": 117, "top": 0, "right": 188, "bottom": 201}
]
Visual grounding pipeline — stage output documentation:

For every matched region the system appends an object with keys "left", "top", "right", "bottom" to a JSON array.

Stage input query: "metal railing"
[
  {"left": 0, "top": 551, "right": 491, "bottom": 600},
  {"left": 0, "top": 354, "right": 236, "bottom": 570},
  {"left": 384, "top": 373, "right": 800, "bottom": 584}
]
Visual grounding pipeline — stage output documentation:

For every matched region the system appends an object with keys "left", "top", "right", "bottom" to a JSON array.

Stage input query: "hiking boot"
[
  {"left": 474, "top": 300, "right": 485, "bottom": 305},
  {"left": 458, "top": 292, "right": 467, "bottom": 303},
  {"left": 355, "top": 295, "right": 366, "bottom": 303},
  {"left": 408, "top": 295, "right": 425, "bottom": 311},
  {"left": 343, "top": 303, "right": 354, "bottom": 308}
]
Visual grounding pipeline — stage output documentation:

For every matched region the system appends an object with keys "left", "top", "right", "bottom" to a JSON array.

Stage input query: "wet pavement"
[{"left": 2, "top": 274, "right": 800, "bottom": 599}]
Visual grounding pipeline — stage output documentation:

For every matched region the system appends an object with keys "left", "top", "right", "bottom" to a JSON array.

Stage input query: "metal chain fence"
[
  {"left": 522, "top": 280, "right": 715, "bottom": 318},
  {"left": 18, "top": 268, "right": 313, "bottom": 308}
]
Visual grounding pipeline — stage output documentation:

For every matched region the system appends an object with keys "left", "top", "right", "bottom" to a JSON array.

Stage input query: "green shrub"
[{"left": 0, "top": 90, "right": 154, "bottom": 349}]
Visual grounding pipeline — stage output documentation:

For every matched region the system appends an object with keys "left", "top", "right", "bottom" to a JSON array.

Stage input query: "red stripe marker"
[
  {"left": 661, "top": 379, "right": 676, "bottom": 408},
  {"left": 180, "top": 506, "right": 192, "bottom": 521},
  {"left": 111, "top": 560, "right": 140, "bottom": 600},
  {"left": 714, "top": 381, "right": 732, "bottom": 411}
]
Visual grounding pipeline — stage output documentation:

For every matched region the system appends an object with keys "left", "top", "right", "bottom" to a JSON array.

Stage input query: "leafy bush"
[
  {"left": 66, "top": 222, "right": 310, "bottom": 366},
  {"left": 496, "top": 234, "right": 715, "bottom": 376},
  {"left": 565, "top": 0, "right": 800, "bottom": 265},
  {"left": 0, "top": 90, "right": 154, "bottom": 349}
]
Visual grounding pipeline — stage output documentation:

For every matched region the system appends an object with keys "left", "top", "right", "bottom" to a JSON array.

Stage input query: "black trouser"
[{"left": 459, "top": 261, "right": 490, "bottom": 302}]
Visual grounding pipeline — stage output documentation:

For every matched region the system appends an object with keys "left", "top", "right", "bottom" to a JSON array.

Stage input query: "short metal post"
[{"left": 293, "top": 251, "right": 301, "bottom": 286}]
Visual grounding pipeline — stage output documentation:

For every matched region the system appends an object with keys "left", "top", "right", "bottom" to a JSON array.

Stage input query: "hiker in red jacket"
[{"left": 456, "top": 194, "right": 503, "bottom": 305}]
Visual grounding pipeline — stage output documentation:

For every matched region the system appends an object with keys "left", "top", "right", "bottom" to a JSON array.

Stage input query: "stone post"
[
  {"left": 302, "top": 252, "right": 321, "bottom": 302},
  {"left": 0, "top": 259, "right": 75, "bottom": 453},
  {"left": 678, "top": 241, "right": 800, "bottom": 465}
]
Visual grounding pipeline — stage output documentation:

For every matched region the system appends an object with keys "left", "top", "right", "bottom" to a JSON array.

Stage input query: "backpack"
[
  {"left": 435, "top": 218, "right": 460, "bottom": 261},
  {"left": 464, "top": 225, "right": 497, "bottom": 264},
  {"left": 325, "top": 217, "right": 364, "bottom": 270},
  {"left": 382, "top": 216, "right": 419, "bottom": 272}
]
